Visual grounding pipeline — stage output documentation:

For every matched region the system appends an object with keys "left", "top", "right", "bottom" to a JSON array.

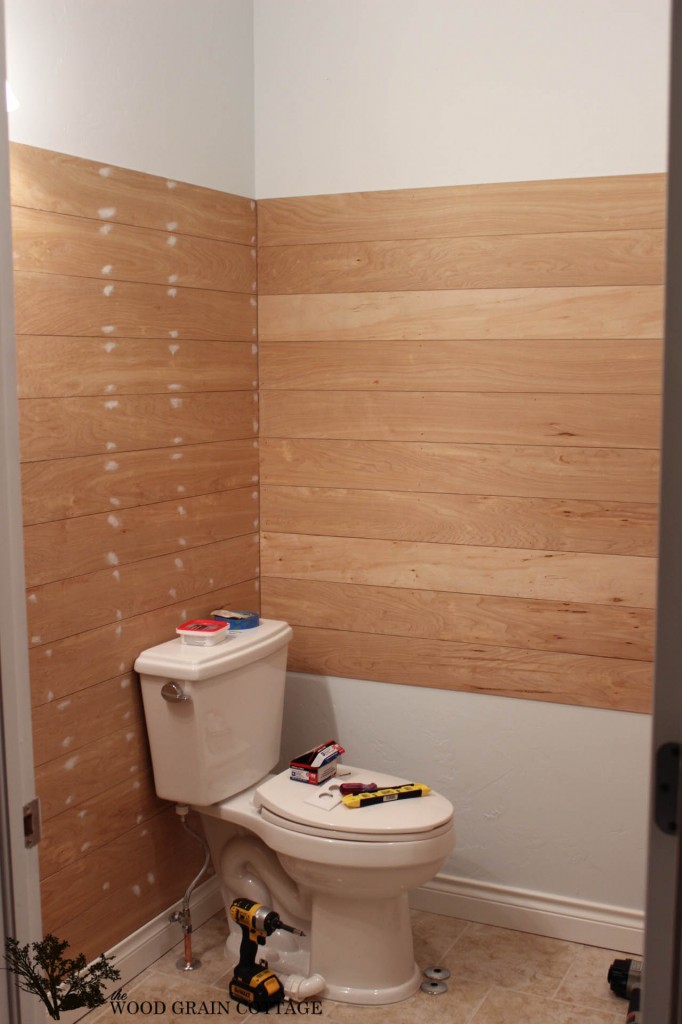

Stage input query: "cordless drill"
[
  {"left": 608, "top": 958, "right": 642, "bottom": 1024},
  {"left": 228, "top": 897, "right": 305, "bottom": 1011}
]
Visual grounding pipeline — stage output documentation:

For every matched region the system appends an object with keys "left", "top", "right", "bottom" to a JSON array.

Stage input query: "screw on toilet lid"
[{"left": 255, "top": 765, "right": 453, "bottom": 839}]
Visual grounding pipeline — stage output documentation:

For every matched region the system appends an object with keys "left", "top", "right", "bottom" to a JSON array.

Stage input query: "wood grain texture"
[
  {"left": 24, "top": 488, "right": 260, "bottom": 587},
  {"left": 15, "top": 271, "right": 257, "bottom": 340},
  {"left": 259, "top": 285, "right": 663, "bottom": 342},
  {"left": 258, "top": 173, "right": 666, "bottom": 246},
  {"left": 260, "top": 391, "right": 659, "bottom": 448},
  {"left": 260, "top": 439, "right": 659, "bottom": 503},
  {"left": 10, "top": 142, "right": 256, "bottom": 244},
  {"left": 16, "top": 336, "right": 257, "bottom": 398},
  {"left": 260, "top": 486, "right": 657, "bottom": 556},
  {"left": 261, "top": 532, "right": 656, "bottom": 608},
  {"left": 11, "top": 206, "right": 257, "bottom": 292},
  {"left": 285, "top": 625, "right": 652, "bottom": 713},
  {"left": 21, "top": 440, "right": 259, "bottom": 525},
  {"left": 29, "top": 580, "right": 260, "bottom": 707},
  {"left": 27, "top": 534, "right": 259, "bottom": 646},
  {"left": 259, "top": 229, "right": 665, "bottom": 294},
  {"left": 261, "top": 577, "right": 654, "bottom": 662},
  {"left": 19, "top": 391, "right": 258, "bottom": 462},
  {"left": 39, "top": 771, "right": 163, "bottom": 879},
  {"left": 260, "top": 339, "right": 662, "bottom": 393}
]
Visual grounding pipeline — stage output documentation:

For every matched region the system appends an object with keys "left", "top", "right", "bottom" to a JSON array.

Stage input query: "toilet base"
[{"left": 323, "top": 962, "right": 422, "bottom": 1005}]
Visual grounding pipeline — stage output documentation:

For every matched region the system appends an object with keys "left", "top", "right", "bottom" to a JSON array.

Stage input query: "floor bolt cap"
[
  {"left": 420, "top": 980, "right": 448, "bottom": 995},
  {"left": 424, "top": 966, "right": 450, "bottom": 981}
]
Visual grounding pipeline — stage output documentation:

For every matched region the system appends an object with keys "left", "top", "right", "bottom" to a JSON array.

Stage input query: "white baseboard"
[
  {"left": 62, "top": 878, "right": 223, "bottom": 1023},
  {"left": 410, "top": 873, "right": 644, "bottom": 955}
]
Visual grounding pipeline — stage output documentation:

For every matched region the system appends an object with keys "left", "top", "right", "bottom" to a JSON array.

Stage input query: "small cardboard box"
[{"left": 290, "top": 739, "right": 345, "bottom": 785}]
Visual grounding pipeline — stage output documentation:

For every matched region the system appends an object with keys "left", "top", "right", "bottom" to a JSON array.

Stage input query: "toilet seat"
[{"left": 255, "top": 765, "right": 453, "bottom": 843}]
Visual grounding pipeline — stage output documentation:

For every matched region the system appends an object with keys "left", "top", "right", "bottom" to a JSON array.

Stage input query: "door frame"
[{"left": 0, "top": 3, "right": 44, "bottom": 1021}]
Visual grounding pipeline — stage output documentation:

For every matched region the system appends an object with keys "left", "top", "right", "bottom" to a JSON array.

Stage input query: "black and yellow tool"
[
  {"left": 341, "top": 782, "right": 431, "bottom": 809},
  {"left": 228, "top": 897, "right": 305, "bottom": 1012}
]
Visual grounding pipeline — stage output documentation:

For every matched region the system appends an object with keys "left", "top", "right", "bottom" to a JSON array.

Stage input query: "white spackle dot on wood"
[
  {"left": 104, "top": 460, "right": 119, "bottom": 472},
  {"left": 103, "top": 341, "right": 117, "bottom": 353},
  {"left": 168, "top": 588, "right": 177, "bottom": 598},
  {"left": 81, "top": 842, "right": 92, "bottom": 853},
  {"left": 131, "top": 884, "right": 142, "bottom": 897},
  {"left": 98, "top": 207, "right": 116, "bottom": 219},
  {"left": 57, "top": 699, "right": 71, "bottom": 711},
  {"left": 177, "top": 506, "right": 187, "bottom": 516},
  {"left": 167, "top": 287, "right": 177, "bottom": 298},
  {"left": 107, "top": 551, "right": 119, "bottom": 565},
  {"left": 110, "top": 497, "right": 121, "bottom": 506},
  {"left": 28, "top": 593, "right": 38, "bottom": 604},
  {"left": 178, "top": 538, "right": 187, "bottom": 546},
  {"left": 120, "top": 676, "right": 131, "bottom": 688},
  {"left": 98, "top": 166, "right": 113, "bottom": 177},
  {"left": 168, "top": 343, "right": 180, "bottom": 355},
  {"left": 166, "top": 221, "right": 178, "bottom": 231},
  {"left": 62, "top": 736, "right": 74, "bottom": 748},
  {"left": 168, "top": 383, "right": 182, "bottom": 391},
  {"left": 78, "top": 809, "right": 88, "bottom": 819},
  {"left": 108, "top": 514, "right": 121, "bottom": 527},
  {"left": 170, "top": 451, "right": 183, "bottom": 460},
  {"left": 166, "top": 235, "right": 177, "bottom": 248},
  {"left": 112, "top": 569, "right": 121, "bottom": 582},
  {"left": 64, "top": 756, "right": 79, "bottom": 772},
  {"left": 100, "top": 223, "right": 113, "bottom": 236},
  {"left": 119, "top": 661, "right": 126, "bottom": 672},
  {"left": 166, "top": 180, "right": 178, "bottom": 190},
  {"left": 168, "top": 330, "right": 179, "bottom": 339},
  {"left": 168, "top": 274, "right": 179, "bottom": 284},
  {"left": 115, "top": 624, "right": 123, "bottom": 638},
  {"left": 106, "top": 441, "right": 117, "bottom": 451},
  {"left": 173, "top": 436, "right": 183, "bottom": 444},
  {"left": 45, "top": 648, "right": 53, "bottom": 658},
  {"left": 31, "top": 636, "right": 42, "bottom": 645},
  {"left": 105, "top": 383, "right": 117, "bottom": 393},
  {"left": 252, "top": 475, "right": 259, "bottom": 482},
  {"left": 174, "top": 558, "right": 184, "bottom": 570},
  {"left": 102, "top": 882, "right": 111, "bottom": 890},
  {"left": 101, "top": 264, "right": 113, "bottom": 275},
  {"left": 104, "top": 399, "right": 119, "bottom": 409},
  {"left": 103, "top": 284, "right": 115, "bottom": 297},
  {"left": 116, "top": 609, "right": 123, "bottom": 620},
  {"left": 101, "top": 325, "right": 116, "bottom": 334},
  {"left": 176, "top": 485, "right": 186, "bottom": 493},
  {"left": 170, "top": 397, "right": 183, "bottom": 409}
]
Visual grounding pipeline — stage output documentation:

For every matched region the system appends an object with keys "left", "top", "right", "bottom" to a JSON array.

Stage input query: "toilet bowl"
[{"left": 135, "top": 620, "right": 455, "bottom": 1005}]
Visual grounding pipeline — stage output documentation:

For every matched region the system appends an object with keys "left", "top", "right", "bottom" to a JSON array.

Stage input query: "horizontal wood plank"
[
  {"left": 260, "top": 439, "right": 659, "bottom": 503},
  {"left": 47, "top": 823, "right": 206, "bottom": 962},
  {"left": 32, "top": 671, "right": 142, "bottom": 766},
  {"left": 21, "top": 440, "right": 259, "bottom": 525},
  {"left": 262, "top": 577, "right": 654, "bottom": 662},
  {"left": 10, "top": 142, "right": 256, "bottom": 244},
  {"left": 20, "top": 391, "right": 258, "bottom": 462},
  {"left": 11, "top": 206, "right": 257, "bottom": 292},
  {"left": 285, "top": 625, "right": 652, "bottom": 713},
  {"left": 260, "top": 391, "right": 660, "bottom": 449},
  {"left": 16, "top": 336, "right": 257, "bottom": 398},
  {"left": 260, "top": 339, "right": 662, "bottom": 394},
  {"left": 261, "top": 486, "right": 657, "bottom": 556},
  {"left": 259, "top": 285, "right": 663, "bottom": 342},
  {"left": 36, "top": 722, "right": 149, "bottom": 821},
  {"left": 29, "top": 580, "right": 260, "bottom": 706},
  {"left": 261, "top": 532, "right": 656, "bottom": 608},
  {"left": 259, "top": 229, "right": 665, "bottom": 294},
  {"left": 39, "top": 771, "right": 164, "bottom": 879},
  {"left": 27, "top": 533, "right": 259, "bottom": 647},
  {"left": 258, "top": 174, "right": 666, "bottom": 246},
  {"left": 24, "top": 488, "right": 259, "bottom": 587},
  {"left": 14, "top": 271, "right": 257, "bottom": 340}
]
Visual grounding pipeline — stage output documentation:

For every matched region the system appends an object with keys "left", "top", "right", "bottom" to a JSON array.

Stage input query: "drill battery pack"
[{"left": 229, "top": 968, "right": 284, "bottom": 1012}]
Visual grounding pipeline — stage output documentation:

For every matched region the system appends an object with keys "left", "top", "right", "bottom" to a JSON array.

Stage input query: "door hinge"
[
  {"left": 23, "top": 797, "right": 41, "bottom": 849},
  {"left": 654, "top": 742, "right": 680, "bottom": 835}
]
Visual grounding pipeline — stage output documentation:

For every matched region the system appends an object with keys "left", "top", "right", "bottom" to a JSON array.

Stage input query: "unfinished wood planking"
[
  {"left": 10, "top": 142, "right": 256, "bottom": 244},
  {"left": 27, "top": 534, "right": 259, "bottom": 647},
  {"left": 16, "top": 336, "right": 258, "bottom": 398},
  {"left": 261, "top": 532, "right": 656, "bottom": 608},
  {"left": 258, "top": 174, "right": 664, "bottom": 713},
  {"left": 11, "top": 206, "right": 257, "bottom": 292},
  {"left": 21, "top": 440, "right": 260, "bottom": 525},
  {"left": 259, "top": 285, "right": 663, "bottom": 342},
  {"left": 259, "top": 439, "right": 660, "bottom": 504},
  {"left": 24, "top": 489, "right": 260, "bottom": 588},
  {"left": 260, "top": 486, "right": 657, "bottom": 557},
  {"left": 259, "top": 228, "right": 665, "bottom": 294},
  {"left": 15, "top": 271, "right": 257, "bottom": 340},
  {"left": 260, "top": 339, "right": 662, "bottom": 394},
  {"left": 39, "top": 771, "right": 163, "bottom": 880},
  {"left": 29, "top": 580, "right": 261, "bottom": 708},
  {"left": 258, "top": 174, "right": 666, "bottom": 246},
  {"left": 260, "top": 391, "right": 660, "bottom": 449},
  {"left": 19, "top": 391, "right": 258, "bottom": 462},
  {"left": 13, "top": 145, "right": 260, "bottom": 955},
  {"left": 262, "top": 577, "right": 654, "bottom": 663},
  {"left": 285, "top": 626, "right": 652, "bottom": 714}
]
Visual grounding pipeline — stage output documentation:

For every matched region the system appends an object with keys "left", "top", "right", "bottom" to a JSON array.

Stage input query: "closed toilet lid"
[{"left": 255, "top": 765, "right": 453, "bottom": 840}]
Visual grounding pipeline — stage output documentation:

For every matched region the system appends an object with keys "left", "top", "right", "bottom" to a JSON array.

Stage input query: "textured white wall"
[
  {"left": 254, "top": 0, "right": 670, "bottom": 197},
  {"left": 5, "top": 0, "right": 255, "bottom": 195},
  {"left": 279, "top": 674, "right": 651, "bottom": 914}
]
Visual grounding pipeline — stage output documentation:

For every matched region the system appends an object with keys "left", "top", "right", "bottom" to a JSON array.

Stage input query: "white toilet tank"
[{"left": 134, "top": 619, "right": 292, "bottom": 806}]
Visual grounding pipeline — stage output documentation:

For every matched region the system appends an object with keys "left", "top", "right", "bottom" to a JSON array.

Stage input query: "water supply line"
[{"left": 170, "top": 804, "right": 212, "bottom": 971}]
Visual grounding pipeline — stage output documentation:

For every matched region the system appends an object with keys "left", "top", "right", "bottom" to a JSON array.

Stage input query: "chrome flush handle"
[{"left": 161, "top": 680, "right": 192, "bottom": 703}]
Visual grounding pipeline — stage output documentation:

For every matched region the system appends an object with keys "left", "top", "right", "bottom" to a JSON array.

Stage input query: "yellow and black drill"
[{"left": 228, "top": 897, "right": 305, "bottom": 1012}]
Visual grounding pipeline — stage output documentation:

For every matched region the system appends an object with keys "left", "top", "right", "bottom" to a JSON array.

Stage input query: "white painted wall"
[
  {"left": 254, "top": 0, "right": 670, "bottom": 197},
  {"left": 5, "top": 0, "right": 255, "bottom": 196}
]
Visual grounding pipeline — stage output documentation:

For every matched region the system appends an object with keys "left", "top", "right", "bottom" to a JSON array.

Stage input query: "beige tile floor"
[{"left": 87, "top": 911, "right": 634, "bottom": 1024}]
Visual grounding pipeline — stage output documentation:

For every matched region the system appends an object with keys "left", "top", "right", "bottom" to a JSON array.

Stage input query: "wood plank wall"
[
  {"left": 258, "top": 174, "right": 665, "bottom": 714},
  {"left": 10, "top": 143, "right": 261, "bottom": 958}
]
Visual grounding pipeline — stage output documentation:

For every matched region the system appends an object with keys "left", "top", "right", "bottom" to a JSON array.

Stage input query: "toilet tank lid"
[{"left": 134, "top": 619, "right": 292, "bottom": 681}]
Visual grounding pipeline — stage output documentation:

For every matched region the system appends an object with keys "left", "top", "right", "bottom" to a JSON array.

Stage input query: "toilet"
[{"left": 135, "top": 619, "right": 455, "bottom": 1005}]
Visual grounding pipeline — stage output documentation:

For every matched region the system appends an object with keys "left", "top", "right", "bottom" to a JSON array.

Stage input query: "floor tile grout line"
[
  {"left": 547, "top": 942, "right": 584, "bottom": 999},
  {"left": 466, "top": 981, "right": 497, "bottom": 1022}
]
